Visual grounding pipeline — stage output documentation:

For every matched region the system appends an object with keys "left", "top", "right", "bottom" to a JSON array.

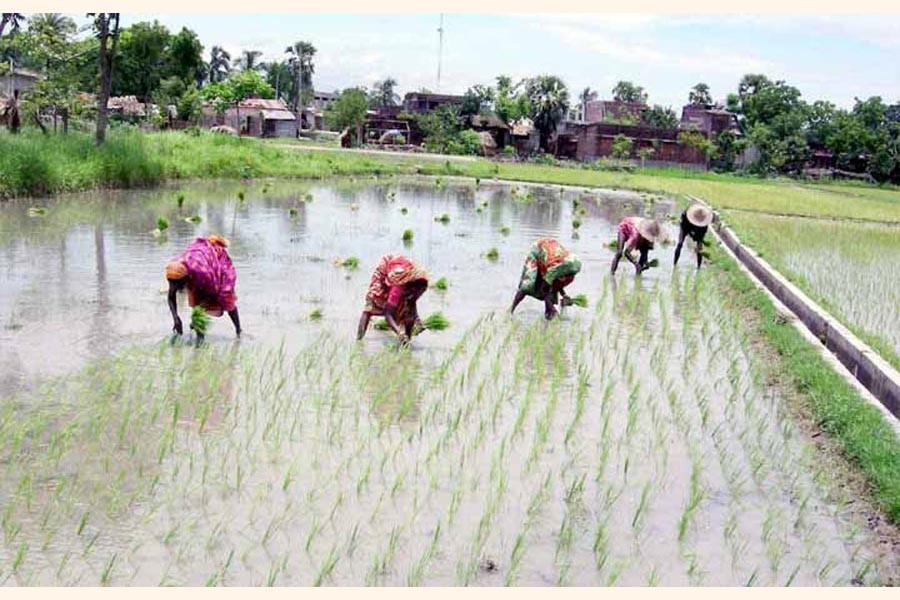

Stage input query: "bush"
[
  {"left": 445, "top": 129, "right": 482, "bottom": 156},
  {"left": 502, "top": 145, "right": 517, "bottom": 156}
]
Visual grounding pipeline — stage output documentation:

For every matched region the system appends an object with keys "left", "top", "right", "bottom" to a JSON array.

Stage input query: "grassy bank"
[
  {"left": 710, "top": 243, "right": 900, "bottom": 523},
  {"left": 4, "top": 130, "right": 900, "bottom": 224}
]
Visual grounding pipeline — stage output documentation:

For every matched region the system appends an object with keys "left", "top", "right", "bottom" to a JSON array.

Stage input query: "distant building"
[
  {"left": 402, "top": 92, "right": 464, "bottom": 113},
  {"left": 1, "top": 69, "right": 41, "bottom": 97},
  {"left": 555, "top": 121, "right": 707, "bottom": 168},
  {"left": 201, "top": 97, "right": 297, "bottom": 137},
  {"left": 679, "top": 105, "right": 739, "bottom": 137},
  {"left": 309, "top": 91, "right": 338, "bottom": 111}
]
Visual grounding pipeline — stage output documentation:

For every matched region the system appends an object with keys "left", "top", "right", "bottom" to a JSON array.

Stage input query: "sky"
[{"left": 61, "top": 13, "right": 900, "bottom": 110}]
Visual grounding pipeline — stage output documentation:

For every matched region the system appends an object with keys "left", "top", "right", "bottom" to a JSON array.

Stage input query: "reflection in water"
[{"left": 0, "top": 178, "right": 668, "bottom": 397}]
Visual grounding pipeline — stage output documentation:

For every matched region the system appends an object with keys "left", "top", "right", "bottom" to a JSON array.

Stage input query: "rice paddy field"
[
  {"left": 723, "top": 210, "right": 900, "bottom": 369},
  {"left": 0, "top": 178, "right": 897, "bottom": 585}
]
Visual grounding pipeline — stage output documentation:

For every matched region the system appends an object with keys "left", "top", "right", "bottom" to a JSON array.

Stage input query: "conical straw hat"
[
  {"left": 685, "top": 204, "right": 713, "bottom": 227},
  {"left": 637, "top": 218, "right": 664, "bottom": 243}
]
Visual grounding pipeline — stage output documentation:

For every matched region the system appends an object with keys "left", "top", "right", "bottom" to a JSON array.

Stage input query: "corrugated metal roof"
[{"left": 261, "top": 109, "right": 295, "bottom": 121}]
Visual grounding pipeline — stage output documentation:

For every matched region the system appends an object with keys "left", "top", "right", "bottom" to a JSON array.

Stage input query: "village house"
[
  {"left": 1, "top": 68, "right": 40, "bottom": 97},
  {"left": 201, "top": 97, "right": 297, "bottom": 138},
  {"left": 402, "top": 92, "right": 465, "bottom": 113},
  {"left": 680, "top": 104, "right": 739, "bottom": 137},
  {"left": 555, "top": 121, "right": 707, "bottom": 167}
]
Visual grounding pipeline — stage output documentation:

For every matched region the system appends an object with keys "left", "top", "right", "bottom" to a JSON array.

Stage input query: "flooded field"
[
  {"left": 724, "top": 211, "right": 900, "bottom": 362},
  {"left": 0, "top": 178, "right": 892, "bottom": 585}
]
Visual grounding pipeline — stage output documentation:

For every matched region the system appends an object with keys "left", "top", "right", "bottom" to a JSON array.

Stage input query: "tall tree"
[
  {"left": 239, "top": 49, "right": 262, "bottom": 72},
  {"left": 370, "top": 77, "right": 399, "bottom": 108},
  {"left": 0, "top": 13, "right": 25, "bottom": 37},
  {"left": 612, "top": 81, "right": 647, "bottom": 103},
  {"left": 524, "top": 75, "right": 569, "bottom": 152},
  {"left": 689, "top": 83, "right": 712, "bottom": 107},
  {"left": 88, "top": 13, "right": 121, "bottom": 145},
  {"left": 113, "top": 20, "right": 170, "bottom": 102},
  {"left": 460, "top": 84, "right": 493, "bottom": 116},
  {"left": 493, "top": 75, "right": 529, "bottom": 124},
  {"left": 324, "top": 87, "right": 368, "bottom": 145},
  {"left": 167, "top": 27, "right": 204, "bottom": 87},
  {"left": 207, "top": 45, "right": 231, "bottom": 83},
  {"left": 285, "top": 41, "right": 316, "bottom": 114},
  {"left": 641, "top": 105, "right": 679, "bottom": 129},
  {"left": 263, "top": 60, "right": 292, "bottom": 103},
  {"left": 28, "top": 13, "right": 76, "bottom": 38}
]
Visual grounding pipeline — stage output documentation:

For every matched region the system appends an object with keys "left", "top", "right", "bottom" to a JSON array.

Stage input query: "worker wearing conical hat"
[
  {"left": 674, "top": 203, "right": 714, "bottom": 268},
  {"left": 611, "top": 216, "right": 664, "bottom": 275}
]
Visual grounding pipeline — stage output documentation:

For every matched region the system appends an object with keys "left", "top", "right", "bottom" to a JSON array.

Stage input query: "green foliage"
[
  {"left": 402, "top": 229, "right": 414, "bottom": 242},
  {"left": 461, "top": 85, "right": 494, "bottom": 116},
  {"left": 341, "top": 257, "right": 360, "bottom": 270},
  {"left": 688, "top": 83, "right": 713, "bottom": 107},
  {"left": 525, "top": 75, "right": 569, "bottom": 152},
  {"left": 201, "top": 71, "right": 275, "bottom": 111},
  {"left": 493, "top": 75, "right": 531, "bottom": 124},
  {"left": 612, "top": 81, "right": 647, "bottom": 103},
  {"left": 309, "top": 308, "right": 323, "bottom": 321},
  {"left": 611, "top": 134, "right": 634, "bottom": 160},
  {"left": 641, "top": 105, "right": 679, "bottom": 129},
  {"left": 324, "top": 88, "right": 368, "bottom": 145},
  {"left": 434, "top": 277, "right": 449, "bottom": 291},
  {"left": 678, "top": 129, "right": 715, "bottom": 160},
  {"left": 156, "top": 217, "right": 169, "bottom": 231},
  {"left": 434, "top": 213, "right": 450, "bottom": 224},
  {"left": 485, "top": 247, "right": 499, "bottom": 261}
]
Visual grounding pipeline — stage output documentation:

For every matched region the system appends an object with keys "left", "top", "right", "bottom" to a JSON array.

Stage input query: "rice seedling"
[
  {"left": 433, "top": 277, "right": 449, "bottom": 291},
  {"left": 485, "top": 247, "right": 499, "bottom": 261},
  {"left": 435, "top": 213, "right": 451, "bottom": 224},
  {"left": 27, "top": 206, "right": 47, "bottom": 217},
  {"left": 185, "top": 215, "right": 202, "bottom": 224},
  {"left": 422, "top": 312, "right": 450, "bottom": 331},
  {"left": 237, "top": 190, "right": 245, "bottom": 202},
  {"left": 289, "top": 206, "right": 298, "bottom": 217},
  {"left": 500, "top": 226, "right": 510, "bottom": 235},
  {"left": 190, "top": 307, "right": 211, "bottom": 336},
  {"left": 304, "top": 193, "right": 314, "bottom": 202},
  {"left": 309, "top": 309, "right": 323, "bottom": 321},
  {"left": 156, "top": 217, "right": 169, "bottom": 231},
  {"left": 176, "top": 193, "right": 185, "bottom": 208},
  {"left": 402, "top": 229, "right": 414, "bottom": 242},
  {"left": 340, "top": 257, "right": 360, "bottom": 270},
  {"left": 572, "top": 219, "right": 582, "bottom": 229},
  {"left": 569, "top": 294, "right": 588, "bottom": 308}
]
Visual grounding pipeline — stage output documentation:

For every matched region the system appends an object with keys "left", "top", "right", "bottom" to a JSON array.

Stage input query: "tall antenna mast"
[{"left": 436, "top": 14, "right": 444, "bottom": 92}]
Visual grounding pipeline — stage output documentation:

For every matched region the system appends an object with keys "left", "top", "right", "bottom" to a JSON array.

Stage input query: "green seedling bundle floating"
[
  {"left": 485, "top": 247, "right": 499, "bottom": 261},
  {"left": 435, "top": 213, "right": 451, "bottom": 224},
  {"left": 402, "top": 229, "right": 414, "bottom": 242},
  {"left": 434, "top": 277, "right": 449, "bottom": 291},
  {"left": 569, "top": 294, "right": 588, "bottom": 308}
]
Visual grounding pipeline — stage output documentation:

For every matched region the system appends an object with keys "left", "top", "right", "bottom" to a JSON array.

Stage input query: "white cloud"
[{"left": 538, "top": 22, "right": 775, "bottom": 75}]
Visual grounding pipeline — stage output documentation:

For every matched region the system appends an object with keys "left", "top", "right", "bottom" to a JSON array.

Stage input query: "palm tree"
[
  {"left": 28, "top": 13, "right": 76, "bottom": 37},
  {"left": 579, "top": 87, "right": 597, "bottom": 121},
  {"left": 239, "top": 50, "right": 262, "bottom": 72},
  {"left": 208, "top": 46, "right": 231, "bottom": 83},
  {"left": 0, "top": 13, "right": 26, "bottom": 37},
  {"left": 285, "top": 41, "right": 316, "bottom": 114},
  {"left": 525, "top": 75, "right": 569, "bottom": 152}
]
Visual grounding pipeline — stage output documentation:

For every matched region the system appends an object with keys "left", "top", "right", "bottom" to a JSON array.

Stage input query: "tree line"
[{"left": 3, "top": 13, "right": 899, "bottom": 182}]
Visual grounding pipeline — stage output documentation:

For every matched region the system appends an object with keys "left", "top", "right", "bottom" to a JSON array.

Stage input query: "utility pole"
[{"left": 436, "top": 14, "right": 444, "bottom": 92}]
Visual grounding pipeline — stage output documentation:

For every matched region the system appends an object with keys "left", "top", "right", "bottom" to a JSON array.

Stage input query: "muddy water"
[
  {"left": 0, "top": 178, "right": 890, "bottom": 586},
  {"left": 0, "top": 177, "right": 670, "bottom": 394}
]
